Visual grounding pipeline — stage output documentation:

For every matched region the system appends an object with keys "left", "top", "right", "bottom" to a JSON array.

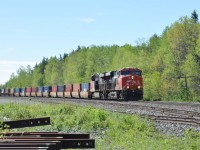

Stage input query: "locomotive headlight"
[
  {"left": 127, "top": 85, "right": 129, "bottom": 88},
  {"left": 138, "top": 86, "right": 141, "bottom": 89},
  {"left": 132, "top": 76, "right": 134, "bottom": 79}
]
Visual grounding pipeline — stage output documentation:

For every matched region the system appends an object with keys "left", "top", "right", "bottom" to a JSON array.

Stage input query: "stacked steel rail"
[{"left": 0, "top": 117, "right": 95, "bottom": 149}]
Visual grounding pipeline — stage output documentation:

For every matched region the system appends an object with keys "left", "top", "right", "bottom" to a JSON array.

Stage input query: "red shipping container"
[
  {"left": 32, "top": 87, "right": 37, "bottom": 92},
  {"left": 65, "top": 84, "right": 73, "bottom": 92},
  {"left": 26, "top": 87, "right": 32, "bottom": 92},
  {"left": 73, "top": 84, "right": 81, "bottom": 92},
  {"left": 52, "top": 85, "right": 58, "bottom": 92}
]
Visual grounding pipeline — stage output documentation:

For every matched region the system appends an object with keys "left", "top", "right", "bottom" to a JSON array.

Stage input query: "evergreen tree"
[
  {"left": 191, "top": 10, "right": 199, "bottom": 24},
  {"left": 63, "top": 53, "right": 68, "bottom": 60}
]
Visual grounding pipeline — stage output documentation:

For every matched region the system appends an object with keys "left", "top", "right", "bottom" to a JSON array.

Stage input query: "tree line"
[{"left": 3, "top": 10, "right": 200, "bottom": 101}]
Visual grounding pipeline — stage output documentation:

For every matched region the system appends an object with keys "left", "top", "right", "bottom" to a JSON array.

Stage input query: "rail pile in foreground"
[
  {"left": 0, "top": 117, "right": 95, "bottom": 149},
  {"left": 0, "top": 132, "right": 95, "bottom": 150}
]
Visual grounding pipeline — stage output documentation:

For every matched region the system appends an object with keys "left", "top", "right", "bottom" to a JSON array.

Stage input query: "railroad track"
[{"left": 1, "top": 96, "right": 200, "bottom": 127}]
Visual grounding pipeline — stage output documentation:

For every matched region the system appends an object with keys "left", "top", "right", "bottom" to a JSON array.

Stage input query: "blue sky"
[{"left": 0, "top": 0, "right": 199, "bottom": 84}]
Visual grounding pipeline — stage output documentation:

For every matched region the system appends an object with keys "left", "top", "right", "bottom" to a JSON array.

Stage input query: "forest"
[{"left": 2, "top": 11, "right": 200, "bottom": 101}]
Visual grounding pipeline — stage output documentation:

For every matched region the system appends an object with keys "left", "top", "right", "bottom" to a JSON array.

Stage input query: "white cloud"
[
  {"left": 0, "top": 60, "right": 36, "bottom": 84},
  {"left": 79, "top": 18, "right": 95, "bottom": 23}
]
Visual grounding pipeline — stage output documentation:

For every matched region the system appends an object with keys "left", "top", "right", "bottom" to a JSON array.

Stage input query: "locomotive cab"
[
  {"left": 116, "top": 68, "right": 143, "bottom": 99},
  {"left": 117, "top": 68, "right": 143, "bottom": 90}
]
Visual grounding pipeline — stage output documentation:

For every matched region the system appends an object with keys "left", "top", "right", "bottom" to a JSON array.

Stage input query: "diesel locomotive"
[{"left": 0, "top": 67, "right": 143, "bottom": 100}]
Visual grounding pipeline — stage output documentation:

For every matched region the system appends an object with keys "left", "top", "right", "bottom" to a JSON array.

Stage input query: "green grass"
[{"left": 0, "top": 102, "right": 200, "bottom": 150}]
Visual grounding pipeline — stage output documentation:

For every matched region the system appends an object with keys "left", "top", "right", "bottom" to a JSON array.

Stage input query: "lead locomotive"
[{"left": 90, "top": 67, "right": 143, "bottom": 100}]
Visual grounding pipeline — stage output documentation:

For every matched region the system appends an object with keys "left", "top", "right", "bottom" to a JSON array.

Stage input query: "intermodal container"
[
  {"left": 50, "top": 85, "right": 57, "bottom": 97},
  {"left": 57, "top": 85, "right": 64, "bottom": 97},
  {"left": 26, "top": 87, "right": 32, "bottom": 92},
  {"left": 64, "top": 84, "right": 72, "bottom": 98},
  {"left": 38, "top": 87, "right": 44, "bottom": 92},
  {"left": 80, "top": 91, "right": 90, "bottom": 98},
  {"left": 65, "top": 84, "right": 73, "bottom": 92},
  {"left": 37, "top": 87, "right": 43, "bottom": 97},
  {"left": 20, "top": 88, "right": 26, "bottom": 96},
  {"left": 72, "top": 92, "right": 80, "bottom": 98},
  {"left": 58, "top": 85, "right": 64, "bottom": 92},
  {"left": 31, "top": 87, "right": 37, "bottom": 97},
  {"left": 44, "top": 86, "right": 52, "bottom": 92},
  {"left": 72, "top": 84, "right": 81, "bottom": 98},
  {"left": 81, "top": 83, "right": 90, "bottom": 92},
  {"left": 43, "top": 86, "right": 52, "bottom": 97},
  {"left": 73, "top": 84, "right": 81, "bottom": 92},
  {"left": 52, "top": 85, "right": 58, "bottom": 92},
  {"left": 26, "top": 87, "right": 32, "bottom": 97},
  {"left": 80, "top": 83, "right": 90, "bottom": 98},
  {"left": 15, "top": 88, "right": 21, "bottom": 93},
  {"left": 32, "top": 87, "right": 37, "bottom": 92},
  {"left": 1, "top": 89, "right": 5, "bottom": 93},
  {"left": 14, "top": 88, "right": 21, "bottom": 96},
  {"left": 10, "top": 88, "right": 15, "bottom": 96},
  {"left": 5, "top": 88, "right": 10, "bottom": 94}
]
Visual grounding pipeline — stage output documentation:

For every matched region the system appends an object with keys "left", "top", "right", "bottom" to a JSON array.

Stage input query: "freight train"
[{"left": 0, "top": 67, "right": 143, "bottom": 100}]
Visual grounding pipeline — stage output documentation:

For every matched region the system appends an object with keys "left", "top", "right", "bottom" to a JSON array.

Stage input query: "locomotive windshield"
[
  {"left": 121, "top": 70, "right": 142, "bottom": 76},
  {"left": 121, "top": 70, "right": 132, "bottom": 75},
  {"left": 133, "top": 70, "right": 142, "bottom": 76}
]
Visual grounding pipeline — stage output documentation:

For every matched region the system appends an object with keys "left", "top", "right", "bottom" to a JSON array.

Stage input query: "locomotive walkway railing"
[{"left": 0, "top": 117, "right": 95, "bottom": 149}]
